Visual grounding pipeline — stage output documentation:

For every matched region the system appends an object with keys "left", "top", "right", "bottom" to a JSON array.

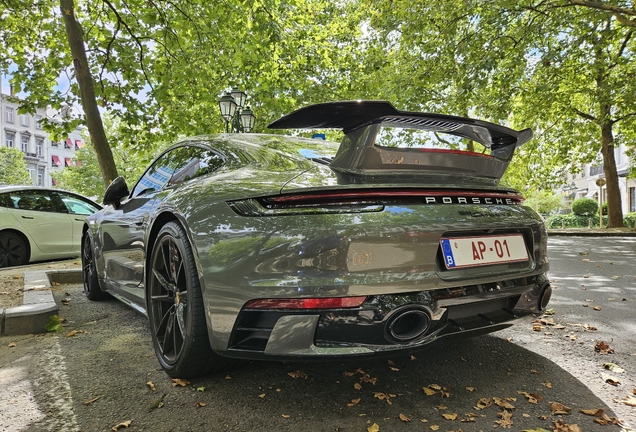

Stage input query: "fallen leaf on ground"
[
  {"left": 594, "top": 341, "right": 614, "bottom": 354},
  {"left": 420, "top": 418, "right": 428, "bottom": 423},
  {"left": 543, "top": 381, "right": 552, "bottom": 388},
  {"left": 603, "top": 363, "right": 625, "bottom": 373},
  {"left": 146, "top": 381, "right": 156, "bottom": 391},
  {"left": 601, "top": 373, "right": 620, "bottom": 386},
  {"left": 399, "top": 413, "right": 411, "bottom": 422},
  {"left": 171, "top": 379, "right": 190, "bottom": 387},
  {"left": 8, "top": 342, "right": 16, "bottom": 348},
  {"left": 287, "top": 370, "right": 308, "bottom": 379},
  {"left": 374, "top": 392, "right": 394, "bottom": 405},
  {"left": 281, "top": 414, "right": 290, "bottom": 418},
  {"left": 437, "top": 404, "right": 447, "bottom": 410},
  {"left": 475, "top": 398, "right": 492, "bottom": 410},
  {"left": 354, "top": 383, "right": 362, "bottom": 390},
  {"left": 347, "top": 398, "right": 361, "bottom": 407},
  {"left": 343, "top": 371, "right": 354, "bottom": 377},
  {"left": 615, "top": 396, "right": 636, "bottom": 406},
  {"left": 552, "top": 420, "right": 582, "bottom": 432},
  {"left": 584, "top": 324, "right": 597, "bottom": 331},
  {"left": 111, "top": 420, "right": 132, "bottom": 430},
  {"left": 225, "top": 375, "right": 231, "bottom": 380},
  {"left": 442, "top": 413, "right": 458, "bottom": 421},
  {"left": 367, "top": 423, "right": 380, "bottom": 432},
  {"left": 429, "top": 426, "right": 440, "bottom": 431},
  {"left": 195, "top": 402, "right": 206, "bottom": 407},
  {"left": 517, "top": 391, "right": 542, "bottom": 404},
  {"left": 428, "top": 384, "right": 442, "bottom": 390},
  {"left": 533, "top": 325, "right": 542, "bottom": 332},
  {"left": 389, "top": 366, "right": 399, "bottom": 371},
  {"left": 423, "top": 387, "right": 437, "bottom": 396},
  {"left": 83, "top": 396, "right": 101, "bottom": 405},
  {"left": 494, "top": 397, "right": 515, "bottom": 409},
  {"left": 466, "top": 386, "right": 475, "bottom": 392},
  {"left": 593, "top": 306, "right": 602, "bottom": 311},
  {"left": 66, "top": 330, "right": 84, "bottom": 337},
  {"left": 494, "top": 409, "right": 513, "bottom": 428},
  {"left": 550, "top": 402, "right": 572, "bottom": 415},
  {"left": 258, "top": 393, "right": 265, "bottom": 398},
  {"left": 360, "top": 374, "right": 377, "bottom": 384}
]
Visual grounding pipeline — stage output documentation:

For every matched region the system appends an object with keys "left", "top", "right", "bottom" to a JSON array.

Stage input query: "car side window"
[
  {"left": 0, "top": 193, "right": 15, "bottom": 208},
  {"left": 58, "top": 193, "right": 101, "bottom": 215},
  {"left": 131, "top": 152, "right": 177, "bottom": 198},
  {"left": 168, "top": 146, "right": 224, "bottom": 187},
  {"left": 10, "top": 190, "right": 66, "bottom": 213}
]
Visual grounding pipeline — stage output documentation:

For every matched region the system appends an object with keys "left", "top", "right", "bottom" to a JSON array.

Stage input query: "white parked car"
[{"left": 0, "top": 186, "right": 102, "bottom": 268}]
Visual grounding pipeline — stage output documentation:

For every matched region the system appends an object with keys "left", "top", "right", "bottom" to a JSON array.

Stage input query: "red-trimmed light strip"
[
  {"left": 268, "top": 190, "right": 524, "bottom": 203},
  {"left": 244, "top": 296, "right": 367, "bottom": 310}
]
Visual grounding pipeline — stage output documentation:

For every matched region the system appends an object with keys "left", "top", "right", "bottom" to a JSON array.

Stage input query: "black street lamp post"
[{"left": 218, "top": 87, "right": 256, "bottom": 133}]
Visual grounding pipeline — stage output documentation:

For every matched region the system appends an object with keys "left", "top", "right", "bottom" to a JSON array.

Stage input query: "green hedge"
[
  {"left": 546, "top": 214, "right": 608, "bottom": 229},
  {"left": 625, "top": 212, "right": 636, "bottom": 228},
  {"left": 571, "top": 198, "right": 598, "bottom": 216}
]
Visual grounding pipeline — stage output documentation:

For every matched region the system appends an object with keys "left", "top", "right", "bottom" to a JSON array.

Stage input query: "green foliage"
[
  {"left": 601, "top": 202, "right": 608, "bottom": 215},
  {"left": 44, "top": 315, "right": 63, "bottom": 332},
  {"left": 571, "top": 198, "right": 599, "bottom": 216},
  {"left": 0, "top": 147, "right": 32, "bottom": 185},
  {"left": 546, "top": 214, "right": 607, "bottom": 229},
  {"left": 624, "top": 212, "right": 636, "bottom": 228},
  {"left": 53, "top": 116, "right": 165, "bottom": 199},
  {"left": 521, "top": 189, "right": 564, "bottom": 215}
]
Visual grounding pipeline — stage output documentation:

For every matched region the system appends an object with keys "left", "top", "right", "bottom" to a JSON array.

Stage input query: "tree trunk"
[
  {"left": 599, "top": 121, "right": 624, "bottom": 227},
  {"left": 60, "top": 0, "right": 118, "bottom": 189}
]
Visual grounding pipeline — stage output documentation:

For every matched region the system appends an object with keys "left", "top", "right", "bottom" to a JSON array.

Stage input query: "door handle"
[
  {"left": 74, "top": 218, "right": 85, "bottom": 222},
  {"left": 21, "top": 216, "right": 34, "bottom": 219}
]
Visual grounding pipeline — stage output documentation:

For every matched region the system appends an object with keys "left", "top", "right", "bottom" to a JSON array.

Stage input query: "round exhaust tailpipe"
[
  {"left": 539, "top": 283, "right": 552, "bottom": 311},
  {"left": 385, "top": 306, "right": 431, "bottom": 343}
]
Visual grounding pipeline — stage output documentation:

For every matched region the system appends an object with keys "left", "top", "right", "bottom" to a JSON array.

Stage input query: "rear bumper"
[{"left": 221, "top": 274, "right": 550, "bottom": 360}]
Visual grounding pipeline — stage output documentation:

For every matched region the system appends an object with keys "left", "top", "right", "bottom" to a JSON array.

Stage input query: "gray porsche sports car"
[{"left": 82, "top": 101, "right": 551, "bottom": 378}]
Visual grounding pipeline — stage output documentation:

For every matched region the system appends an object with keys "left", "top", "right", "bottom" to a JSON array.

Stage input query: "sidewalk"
[{"left": 547, "top": 227, "right": 636, "bottom": 237}]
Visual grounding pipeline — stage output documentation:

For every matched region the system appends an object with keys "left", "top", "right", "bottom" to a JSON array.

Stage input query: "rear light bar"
[
  {"left": 228, "top": 189, "right": 523, "bottom": 216},
  {"left": 267, "top": 190, "right": 523, "bottom": 204},
  {"left": 244, "top": 296, "right": 367, "bottom": 310}
]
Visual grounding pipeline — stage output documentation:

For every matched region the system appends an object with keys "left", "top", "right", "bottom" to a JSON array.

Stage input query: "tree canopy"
[
  {"left": 1, "top": 0, "right": 634, "bottom": 227},
  {"left": 0, "top": 147, "right": 32, "bottom": 185}
]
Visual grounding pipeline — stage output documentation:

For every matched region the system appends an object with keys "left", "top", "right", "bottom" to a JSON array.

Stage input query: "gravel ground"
[{"left": 0, "top": 259, "right": 81, "bottom": 310}]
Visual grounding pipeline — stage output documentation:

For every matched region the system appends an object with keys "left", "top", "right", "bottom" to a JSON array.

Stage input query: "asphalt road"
[{"left": 1, "top": 237, "right": 634, "bottom": 432}]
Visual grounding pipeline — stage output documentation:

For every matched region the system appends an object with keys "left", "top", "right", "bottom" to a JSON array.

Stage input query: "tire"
[
  {"left": 0, "top": 231, "right": 29, "bottom": 268},
  {"left": 147, "top": 222, "right": 232, "bottom": 378},
  {"left": 82, "top": 231, "right": 110, "bottom": 300}
]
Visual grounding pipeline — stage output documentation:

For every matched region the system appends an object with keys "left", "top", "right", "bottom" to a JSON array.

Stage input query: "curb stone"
[{"left": 0, "top": 269, "right": 82, "bottom": 336}]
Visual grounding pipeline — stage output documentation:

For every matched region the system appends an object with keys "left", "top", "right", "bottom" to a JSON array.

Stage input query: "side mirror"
[{"left": 103, "top": 176, "right": 129, "bottom": 209}]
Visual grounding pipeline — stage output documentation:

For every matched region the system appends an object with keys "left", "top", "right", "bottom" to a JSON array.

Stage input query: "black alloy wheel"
[
  {"left": 148, "top": 222, "right": 231, "bottom": 378},
  {"left": 82, "top": 231, "right": 109, "bottom": 300},
  {"left": 0, "top": 231, "right": 29, "bottom": 268}
]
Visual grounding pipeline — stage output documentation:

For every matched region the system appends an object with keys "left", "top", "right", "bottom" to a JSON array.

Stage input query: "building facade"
[
  {"left": 1, "top": 93, "right": 84, "bottom": 187},
  {"left": 561, "top": 143, "right": 636, "bottom": 215}
]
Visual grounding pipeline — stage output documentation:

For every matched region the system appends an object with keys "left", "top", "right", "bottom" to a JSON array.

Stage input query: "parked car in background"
[
  {"left": 0, "top": 186, "right": 102, "bottom": 268},
  {"left": 82, "top": 101, "right": 551, "bottom": 378}
]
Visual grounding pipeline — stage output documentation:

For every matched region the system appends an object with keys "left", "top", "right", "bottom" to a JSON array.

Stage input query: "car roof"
[{"left": 0, "top": 185, "right": 100, "bottom": 205}]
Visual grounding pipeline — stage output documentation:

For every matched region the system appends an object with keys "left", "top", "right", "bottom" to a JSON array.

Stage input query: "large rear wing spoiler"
[{"left": 268, "top": 101, "right": 532, "bottom": 180}]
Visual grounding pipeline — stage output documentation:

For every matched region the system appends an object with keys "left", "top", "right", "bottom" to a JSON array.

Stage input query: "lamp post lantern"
[{"left": 218, "top": 87, "right": 256, "bottom": 133}]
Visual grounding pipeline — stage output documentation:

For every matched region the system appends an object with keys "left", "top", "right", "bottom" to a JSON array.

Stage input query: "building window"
[
  {"left": 64, "top": 138, "right": 72, "bottom": 149},
  {"left": 630, "top": 187, "right": 635, "bottom": 213},
  {"left": 5, "top": 132, "right": 15, "bottom": 148},
  {"left": 5, "top": 107, "right": 14, "bottom": 123},
  {"left": 37, "top": 168, "right": 44, "bottom": 186},
  {"left": 52, "top": 155, "right": 61, "bottom": 166},
  {"left": 20, "top": 113, "right": 29, "bottom": 127},
  {"left": 21, "top": 135, "right": 29, "bottom": 153},
  {"left": 36, "top": 139, "right": 43, "bottom": 157},
  {"left": 35, "top": 115, "right": 43, "bottom": 130},
  {"left": 581, "top": 165, "right": 586, "bottom": 177},
  {"left": 28, "top": 168, "right": 35, "bottom": 184},
  {"left": 51, "top": 140, "right": 58, "bottom": 147}
]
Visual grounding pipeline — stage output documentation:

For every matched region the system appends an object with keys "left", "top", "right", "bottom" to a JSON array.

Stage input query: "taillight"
[{"left": 244, "top": 296, "right": 367, "bottom": 310}]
